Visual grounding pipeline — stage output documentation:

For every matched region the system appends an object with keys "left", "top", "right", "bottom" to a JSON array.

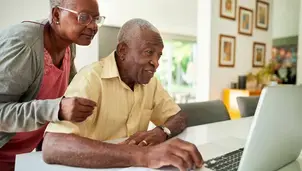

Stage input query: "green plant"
[{"left": 247, "top": 59, "right": 278, "bottom": 86}]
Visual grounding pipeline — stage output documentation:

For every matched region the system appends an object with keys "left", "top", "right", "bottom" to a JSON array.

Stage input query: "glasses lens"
[
  {"left": 78, "top": 13, "right": 92, "bottom": 25},
  {"left": 95, "top": 16, "right": 106, "bottom": 26}
]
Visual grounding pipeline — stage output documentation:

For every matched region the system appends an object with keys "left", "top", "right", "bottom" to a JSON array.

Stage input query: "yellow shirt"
[{"left": 45, "top": 52, "right": 180, "bottom": 141}]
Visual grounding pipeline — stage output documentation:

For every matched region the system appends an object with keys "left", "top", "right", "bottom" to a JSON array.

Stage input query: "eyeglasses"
[{"left": 57, "top": 6, "right": 106, "bottom": 26}]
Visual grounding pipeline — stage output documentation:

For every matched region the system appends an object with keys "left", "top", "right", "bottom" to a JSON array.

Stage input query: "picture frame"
[
  {"left": 219, "top": 34, "right": 236, "bottom": 67},
  {"left": 220, "top": 0, "right": 237, "bottom": 20},
  {"left": 256, "top": 0, "right": 269, "bottom": 30},
  {"left": 253, "top": 42, "right": 266, "bottom": 67},
  {"left": 238, "top": 7, "right": 253, "bottom": 36}
]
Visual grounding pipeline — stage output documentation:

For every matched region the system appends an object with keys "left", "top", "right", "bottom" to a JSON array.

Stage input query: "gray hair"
[
  {"left": 49, "top": 0, "right": 76, "bottom": 9},
  {"left": 117, "top": 18, "right": 160, "bottom": 45},
  {"left": 49, "top": 0, "right": 76, "bottom": 22}
]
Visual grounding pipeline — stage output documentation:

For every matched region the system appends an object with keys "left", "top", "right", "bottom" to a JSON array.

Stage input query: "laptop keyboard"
[{"left": 204, "top": 148, "right": 244, "bottom": 171}]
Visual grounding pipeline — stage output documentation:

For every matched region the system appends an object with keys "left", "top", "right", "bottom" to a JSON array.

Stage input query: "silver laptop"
[{"left": 203, "top": 85, "right": 302, "bottom": 171}]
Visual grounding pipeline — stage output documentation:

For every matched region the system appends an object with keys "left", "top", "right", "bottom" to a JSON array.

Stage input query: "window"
[{"left": 156, "top": 39, "right": 197, "bottom": 103}]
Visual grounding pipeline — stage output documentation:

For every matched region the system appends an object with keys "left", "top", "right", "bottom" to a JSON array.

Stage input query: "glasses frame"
[{"left": 57, "top": 6, "right": 106, "bottom": 26}]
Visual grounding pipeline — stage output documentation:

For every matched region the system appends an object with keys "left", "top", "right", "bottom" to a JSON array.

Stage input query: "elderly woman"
[{"left": 0, "top": 0, "right": 104, "bottom": 170}]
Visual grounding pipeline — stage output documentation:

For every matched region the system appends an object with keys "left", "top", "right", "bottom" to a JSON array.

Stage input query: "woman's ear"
[{"left": 51, "top": 7, "right": 61, "bottom": 24}]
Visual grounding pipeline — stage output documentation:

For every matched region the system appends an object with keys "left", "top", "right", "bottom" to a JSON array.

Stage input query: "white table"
[{"left": 15, "top": 117, "right": 302, "bottom": 171}]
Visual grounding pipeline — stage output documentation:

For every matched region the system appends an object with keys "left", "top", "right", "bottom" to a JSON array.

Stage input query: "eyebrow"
[
  {"left": 143, "top": 41, "right": 163, "bottom": 47},
  {"left": 79, "top": 9, "right": 100, "bottom": 17}
]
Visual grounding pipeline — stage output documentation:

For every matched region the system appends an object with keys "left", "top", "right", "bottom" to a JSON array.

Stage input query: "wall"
[
  {"left": 297, "top": 1, "right": 302, "bottom": 84},
  {"left": 98, "top": 0, "right": 197, "bottom": 36},
  {"left": 205, "top": 0, "right": 273, "bottom": 100},
  {"left": 0, "top": 0, "right": 198, "bottom": 36},
  {"left": 98, "top": 26, "right": 119, "bottom": 58},
  {"left": 0, "top": 0, "right": 198, "bottom": 71},
  {"left": 0, "top": 0, "right": 49, "bottom": 29},
  {"left": 272, "top": 0, "right": 300, "bottom": 39}
]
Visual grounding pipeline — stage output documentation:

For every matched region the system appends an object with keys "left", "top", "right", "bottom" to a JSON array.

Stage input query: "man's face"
[
  {"left": 124, "top": 30, "right": 164, "bottom": 84},
  {"left": 54, "top": 0, "right": 100, "bottom": 45}
]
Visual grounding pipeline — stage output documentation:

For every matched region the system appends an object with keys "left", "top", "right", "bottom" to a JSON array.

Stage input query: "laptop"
[{"left": 201, "top": 85, "right": 302, "bottom": 171}]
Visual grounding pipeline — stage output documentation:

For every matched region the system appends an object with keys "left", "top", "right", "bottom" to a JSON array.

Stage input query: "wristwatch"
[{"left": 158, "top": 125, "right": 172, "bottom": 139}]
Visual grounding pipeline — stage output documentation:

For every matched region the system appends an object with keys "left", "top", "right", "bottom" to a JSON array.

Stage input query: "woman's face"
[{"left": 53, "top": 0, "right": 100, "bottom": 45}]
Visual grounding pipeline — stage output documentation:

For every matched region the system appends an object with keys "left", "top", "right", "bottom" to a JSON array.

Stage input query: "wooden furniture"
[{"left": 223, "top": 89, "right": 261, "bottom": 119}]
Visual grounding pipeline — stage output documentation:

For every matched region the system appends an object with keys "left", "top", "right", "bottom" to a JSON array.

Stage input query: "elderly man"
[
  {"left": 43, "top": 18, "right": 203, "bottom": 171},
  {"left": 0, "top": 0, "right": 100, "bottom": 170}
]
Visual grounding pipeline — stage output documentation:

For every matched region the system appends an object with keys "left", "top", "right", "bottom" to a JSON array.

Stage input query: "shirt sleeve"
[
  {"left": 150, "top": 78, "right": 181, "bottom": 126},
  {"left": 45, "top": 67, "right": 102, "bottom": 136},
  {"left": 0, "top": 38, "right": 61, "bottom": 132}
]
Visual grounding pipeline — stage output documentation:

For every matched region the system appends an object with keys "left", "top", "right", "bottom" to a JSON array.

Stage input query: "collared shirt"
[{"left": 45, "top": 52, "right": 180, "bottom": 141}]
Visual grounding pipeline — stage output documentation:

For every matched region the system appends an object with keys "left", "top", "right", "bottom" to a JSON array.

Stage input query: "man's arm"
[
  {"left": 163, "top": 111, "right": 188, "bottom": 137},
  {"left": 43, "top": 133, "right": 143, "bottom": 168},
  {"left": 43, "top": 132, "right": 203, "bottom": 171}
]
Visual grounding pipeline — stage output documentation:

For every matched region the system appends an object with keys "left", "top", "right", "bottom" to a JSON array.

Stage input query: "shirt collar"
[{"left": 100, "top": 51, "right": 120, "bottom": 79}]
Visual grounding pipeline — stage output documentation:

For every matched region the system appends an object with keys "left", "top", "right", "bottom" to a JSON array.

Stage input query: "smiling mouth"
[
  {"left": 145, "top": 70, "right": 155, "bottom": 75},
  {"left": 82, "top": 34, "right": 94, "bottom": 39}
]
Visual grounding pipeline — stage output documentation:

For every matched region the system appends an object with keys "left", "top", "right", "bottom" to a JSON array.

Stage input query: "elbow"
[
  {"left": 42, "top": 133, "right": 57, "bottom": 164},
  {"left": 42, "top": 150, "right": 54, "bottom": 164}
]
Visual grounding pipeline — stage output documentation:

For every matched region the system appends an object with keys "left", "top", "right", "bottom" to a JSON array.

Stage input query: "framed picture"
[
  {"left": 272, "top": 45, "right": 297, "bottom": 84},
  {"left": 256, "top": 0, "right": 269, "bottom": 30},
  {"left": 220, "top": 0, "right": 237, "bottom": 20},
  {"left": 219, "top": 34, "right": 236, "bottom": 67},
  {"left": 253, "top": 42, "right": 266, "bottom": 67},
  {"left": 238, "top": 7, "right": 253, "bottom": 36}
]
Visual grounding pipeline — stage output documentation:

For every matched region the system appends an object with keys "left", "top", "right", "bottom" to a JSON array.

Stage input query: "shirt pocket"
[{"left": 139, "top": 109, "right": 153, "bottom": 131}]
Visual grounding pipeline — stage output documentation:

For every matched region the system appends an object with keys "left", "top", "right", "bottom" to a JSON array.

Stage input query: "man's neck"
[{"left": 44, "top": 23, "right": 71, "bottom": 66}]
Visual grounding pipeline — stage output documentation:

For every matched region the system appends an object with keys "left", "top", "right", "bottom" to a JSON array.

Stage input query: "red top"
[{"left": 0, "top": 47, "right": 71, "bottom": 171}]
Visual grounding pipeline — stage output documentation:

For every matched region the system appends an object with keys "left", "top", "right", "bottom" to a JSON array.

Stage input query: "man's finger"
[
  {"left": 165, "top": 154, "right": 187, "bottom": 171},
  {"left": 138, "top": 140, "right": 149, "bottom": 146},
  {"left": 169, "top": 146, "right": 194, "bottom": 170},
  {"left": 174, "top": 139, "right": 203, "bottom": 167},
  {"left": 141, "top": 137, "right": 155, "bottom": 146},
  {"left": 129, "top": 139, "right": 137, "bottom": 145},
  {"left": 130, "top": 134, "right": 147, "bottom": 145},
  {"left": 76, "top": 97, "right": 97, "bottom": 107},
  {"left": 147, "top": 142, "right": 155, "bottom": 146}
]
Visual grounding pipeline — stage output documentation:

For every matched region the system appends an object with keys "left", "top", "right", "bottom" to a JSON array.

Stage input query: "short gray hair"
[
  {"left": 117, "top": 18, "right": 160, "bottom": 45},
  {"left": 49, "top": 0, "right": 76, "bottom": 22},
  {"left": 49, "top": 0, "right": 76, "bottom": 10}
]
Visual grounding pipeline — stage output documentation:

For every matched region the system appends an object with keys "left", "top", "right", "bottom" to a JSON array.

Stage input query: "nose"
[
  {"left": 150, "top": 55, "right": 160, "bottom": 69},
  {"left": 86, "top": 20, "right": 98, "bottom": 33}
]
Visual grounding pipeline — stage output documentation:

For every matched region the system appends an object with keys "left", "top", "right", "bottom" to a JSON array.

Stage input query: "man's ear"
[{"left": 116, "top": 42, "right": 128, "bottom": 60}]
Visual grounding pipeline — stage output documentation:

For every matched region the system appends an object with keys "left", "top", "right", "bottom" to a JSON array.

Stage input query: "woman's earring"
[
  {"left": 121, "top": 54, "right": 126, "bottom": 61},
  {"left": 56, "top": 21, "right": 60, "bottom": 25}
]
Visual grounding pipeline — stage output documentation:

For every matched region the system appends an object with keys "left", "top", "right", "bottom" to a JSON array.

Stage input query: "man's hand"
[
  {"left": 59, "top": 97, "right": 96, "bottom": 122},
  {"left": 121, "top": 127, "right": 167, "bottom": 146},
  {"left": 142, "top": 138, "right": 203, "bottom": 171}
]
